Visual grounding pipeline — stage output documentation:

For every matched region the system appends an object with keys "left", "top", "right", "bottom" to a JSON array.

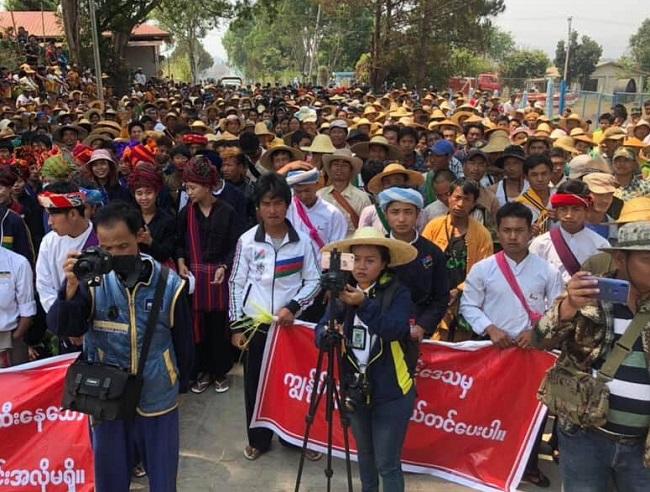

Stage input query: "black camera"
[
  {"left": 343, "top": 372, "right": 369, "bottom": 413},
  {"left": 73, "top": 247, "right": 113, "bottom": 286},
  {"left": 320, "top": 249, "right": 349, "bottom": 297}
]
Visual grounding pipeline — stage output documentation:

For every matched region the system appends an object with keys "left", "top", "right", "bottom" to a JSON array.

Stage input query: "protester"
[
  {"left": 318, "top": 227, "right": 418, "bottom": 492},
  {"left": 516, "top": 154, "right": 554, "bottom": 236},
  {"left": 47, "top": 201, "right": 193, "bottom": 491},
  {"left": 229, "top": 173, "right": 320, "bottom": 461},
  {"left": 536, "top": 221, "right": 650, "bottom": 491},
  {"left": 490, "top": 145, "right": 529, "bottom": 207}
]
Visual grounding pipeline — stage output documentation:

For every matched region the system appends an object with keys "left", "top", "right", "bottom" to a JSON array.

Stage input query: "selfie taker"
[
  {"left": 536, "top": 221, "right": 650, "bottom": 491},
  {"left": 46, "top": 201, "right": 194, "bottom": 492},
  {"left": 316, "top": 227, "right": 418, "bottom": 492}
]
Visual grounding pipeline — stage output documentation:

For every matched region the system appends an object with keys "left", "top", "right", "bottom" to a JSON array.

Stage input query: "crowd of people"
[{"left": 1, "top": 60, "right": 650, "bottom": 491}]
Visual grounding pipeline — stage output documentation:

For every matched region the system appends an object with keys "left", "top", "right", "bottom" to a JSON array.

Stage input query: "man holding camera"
[
  {"left": 535, "top": 221, "right": 650, "bottom": 491},
  {"left": 47, "top": 201, "right": 194, "bottom": 492}
]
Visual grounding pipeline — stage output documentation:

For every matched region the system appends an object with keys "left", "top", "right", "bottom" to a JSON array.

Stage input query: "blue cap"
[{"left": 429, "top": 139, "right": 455, "bottom": 156}]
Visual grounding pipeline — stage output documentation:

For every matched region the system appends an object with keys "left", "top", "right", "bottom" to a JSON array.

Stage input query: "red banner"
[
  {"left": 252, "top": 324, "right": 556, "bottom": 492},
  {"left": 0, "top": 354, "right": 94, "bottom": 492}
]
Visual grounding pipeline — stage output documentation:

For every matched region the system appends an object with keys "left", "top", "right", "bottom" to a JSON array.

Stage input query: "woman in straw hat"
[{"left": 317, "top": 227, "right": 418, "bottom": 492}]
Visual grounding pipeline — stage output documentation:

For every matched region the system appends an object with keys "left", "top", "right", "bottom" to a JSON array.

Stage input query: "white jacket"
[{"left": 229, "top": 221, "right": 321, "bottom": 326}]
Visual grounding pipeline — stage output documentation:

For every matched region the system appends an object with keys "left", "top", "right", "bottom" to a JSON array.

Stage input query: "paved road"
[{"left": 131, "top": 364, "right": 561, "bottom": 491}]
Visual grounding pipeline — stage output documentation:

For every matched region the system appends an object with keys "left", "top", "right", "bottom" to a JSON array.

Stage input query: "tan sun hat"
[
  {"left": 367, "top": 162, "right": 425, "bottom": 195},
  {"left": 322, "top": 148, "right": 363, "bottom": 178},
  {"left": 553, "top": 136, "right": 579, "bottom": 155},
  {"left": 300, "top": 134, "right": 336, "bottom": 154},
  {"left": 583, "top": 172, "right": 616, "bottom": 194},
  {"left": 254, "top": 122, "right": 274, "bottom": 137},
  {"left": 616, "top": 197, "right": 650, "bottom": 223},
  {"left": 350, "top": 135, "right": 402, "bottom": 161},
  {"left": 260, "top": 144, "right": 304, "bottom": 170},
  {"left": 322, "top": 227, "right": 418, "bottom": 267}
]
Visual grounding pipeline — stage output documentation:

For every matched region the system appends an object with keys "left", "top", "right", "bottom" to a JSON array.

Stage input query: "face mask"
[{"left": 111, "top": 254, "right": 143, "bottom": 289}]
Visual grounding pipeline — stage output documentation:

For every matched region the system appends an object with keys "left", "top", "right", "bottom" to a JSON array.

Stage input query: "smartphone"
[
  {"left": 321, "top": 251, "right": 355, "bottom": 271},
  {"left": 594, "top": 277, "right": 630, "bottom": 304}
]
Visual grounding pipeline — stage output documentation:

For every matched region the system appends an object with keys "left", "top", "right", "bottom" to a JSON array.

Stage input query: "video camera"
[
  {"left": 73, "top": 247, "right": 112, "bottom": 287},
  {"left": 319, "top": 249, "right": 353, "bottom": 297}
]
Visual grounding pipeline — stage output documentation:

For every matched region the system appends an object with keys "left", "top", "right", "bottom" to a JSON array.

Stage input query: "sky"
[{"left": 202, "top": 0, "right": 648, "bottom": 69}]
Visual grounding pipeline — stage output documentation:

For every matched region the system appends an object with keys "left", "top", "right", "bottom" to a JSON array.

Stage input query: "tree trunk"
[
  {"left": 370, "top": 0, "right": 382, "bottom": 91},
  {"left": 188, "top": 30, "right": 197, "bottom": 85},
  {"left": 60, "top": 0, "right": 81, "bottom": 65}
]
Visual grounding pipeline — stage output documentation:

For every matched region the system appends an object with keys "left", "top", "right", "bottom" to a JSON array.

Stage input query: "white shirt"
[
  {"left": 287, "top": 197, "right": 348, "bottom": 254},
  {"left": 36, "top": 223, "right": 94, "bottom": 313},
  {"left": 0, "top": 247, "right": 36, "bottom": 332},
  {"left": 493, "top": 179, "right": 530, "bottom": 208},
  {"left": 460, "top": 252, "right": 563, "bottom": 338},
  {"left": 529, "top": 225, "right": 611, "bottom": 283}
]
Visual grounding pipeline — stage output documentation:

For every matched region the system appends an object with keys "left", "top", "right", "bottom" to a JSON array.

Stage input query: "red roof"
[{"left": 0, "top": 11, "right": 170, "bottom": 40}]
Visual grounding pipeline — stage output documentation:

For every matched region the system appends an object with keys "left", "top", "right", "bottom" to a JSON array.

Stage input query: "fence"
[{"left": 573, "top": 91, "right": 650, "bottom": 123}]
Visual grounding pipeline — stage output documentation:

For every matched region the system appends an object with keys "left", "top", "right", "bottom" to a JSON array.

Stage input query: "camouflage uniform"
[
  {"left": 614, "top": 175, "right": 650, "bottom": 202},
  {"left": 535, "top": 297, "right": 650, "bottom": 467}
]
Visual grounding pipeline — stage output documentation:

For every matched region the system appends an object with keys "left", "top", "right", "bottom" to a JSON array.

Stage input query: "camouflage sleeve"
[{"left": 534, "top": 297, "right": 575, "bottom": 350}]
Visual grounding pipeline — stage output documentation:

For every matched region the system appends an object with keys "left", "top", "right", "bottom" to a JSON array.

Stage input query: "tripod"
[{"left": 294, "top": 317, "right": 354, "bottom": 492}]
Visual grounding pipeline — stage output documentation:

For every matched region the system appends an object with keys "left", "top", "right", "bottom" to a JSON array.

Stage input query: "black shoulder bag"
[{"left": 62, "top": 267, "right": 169, "bottom": 421}]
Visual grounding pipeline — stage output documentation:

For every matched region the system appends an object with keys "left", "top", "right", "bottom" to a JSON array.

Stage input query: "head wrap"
[
  {"left": 286, "top": 168, "right": 320, "bottom": 186},
  {"left": 79, "top": 187, "right": 106, "bottom": 207},
  {"left": 182, "top": 133, "right": 208, "bottom": 146},
  {"left": 378, "top": 187, "right": 424, "bottom": 211},
  {"left": 73, "top": 143, "right": 94, "bottom": 166},
  {"left": 124, "top": 144, "right": 155, "bottom": 166},
  {"left": 128, "top": 162, "right": 163, "bottom": 192},
  {"left": 550, "top": 193, "right": 591, "bottom": 209},
  {"left": 37, "top": 190, "right": 86, "bottom": 209},
  {"left": 196, "top": 150, "right": 222, "bottom": 171},
  {"left": 183, "top": 155, "right": 217, "bottom": 187},
  {"left": 41, "top": 154, "right": 75, "bottom": 180}
]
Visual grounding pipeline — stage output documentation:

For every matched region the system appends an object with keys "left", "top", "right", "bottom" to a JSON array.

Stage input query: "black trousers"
[
  {"left": 243, "top": 329, "right": 274, "bottom": 451},
  {"left": 195, "top": 311, "right": 233, "bottom": 379}
]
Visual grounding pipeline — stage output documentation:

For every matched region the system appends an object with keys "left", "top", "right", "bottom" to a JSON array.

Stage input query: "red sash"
[
  {"left": 549, "top": 228, "right": 580, "bottom": 276},
  {"left": 293, "top": 196, "right": 325, "bottom": 249},
  {"left": 495, "top": 251, "right": 542, "bottom": 326},
  {"left": 187, "top": 203, "right": 229, "bottom": 341}
]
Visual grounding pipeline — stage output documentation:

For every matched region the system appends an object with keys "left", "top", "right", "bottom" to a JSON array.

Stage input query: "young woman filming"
[{"left": 316, "top": 227, "right": 418, "bottom": 492}]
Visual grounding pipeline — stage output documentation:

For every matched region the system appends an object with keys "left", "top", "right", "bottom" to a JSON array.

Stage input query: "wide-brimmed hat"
[
  {"left": 482, "top": 131, "right": 511, "bottom": 154},
  {"left": 350, "top": 135, "right": 402, "bottom": 161},
  {"left": 52, "top": 124, "right": 88, "bottom": 142},
  {"left": 83, "top": 132, "right": 113, "bottom": 147},
  {"left": 493, "top": 145, "right": 526, "bottom": 167},
  {"left": 259, "top": 144, "right": 304, "bottom": 170},
  {"left": 600, "top": 221, "right": 650, "bottom": 252},
  {"left": 602, "top": 127, "right": 626, "bottom": 141},
  {"left": 300, "top": 134, "right": 336, "bottom": 154},
  {"left": 322, "top": 148, "right": 363, "bottom": 178},
  {"left": 254, "top": 122, "right": 274, "bottom": 137},
  {"left": 568, "top": 154, "right": 611, "bottom": 179},
  {"left": 553, "top": 136, "right": 579, "bottom": 155},
  {"left": 583, "top": 172, "right": 616, "bottom": 194},
  {"left": 570, "top": 128, "right": 594, "bottom": 145},
  {"left": 616, "top": 197, "right": 650, "bottom": 223},
  {"left": 86, "top": 148, "right": 115, "bottom": 166},
  {"left": 367, "top": 162, "right": 424, "bottom": 195},
  {"left": 322, "top": 227, "right": 417, "bottom": 267}
]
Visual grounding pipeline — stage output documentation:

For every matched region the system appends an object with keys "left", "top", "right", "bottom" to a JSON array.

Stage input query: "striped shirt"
[{"left": 593, "top": 304, "right": 650, "bottom": 437}]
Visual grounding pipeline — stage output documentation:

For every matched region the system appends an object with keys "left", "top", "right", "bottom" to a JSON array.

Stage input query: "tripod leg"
[
  {"left": 332, "top": 345, "right": 354, "bottom": 492},
  {"left": 294, "top": 344, "right": 328, "bottom": 492}
]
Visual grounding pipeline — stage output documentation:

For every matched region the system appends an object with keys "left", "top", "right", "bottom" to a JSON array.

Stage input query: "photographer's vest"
[{"left": 84, "top": 258, "right": 186, "bottom": 416}]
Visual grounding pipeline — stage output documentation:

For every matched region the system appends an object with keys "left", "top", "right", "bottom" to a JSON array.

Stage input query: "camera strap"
[{"left": 135, "top": 266, "right": 169, "bottom": 378}]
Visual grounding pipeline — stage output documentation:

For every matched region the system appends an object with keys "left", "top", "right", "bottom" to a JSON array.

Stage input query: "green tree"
[
  {"left": 4, "top": 0, "right": 58, "bottom": 10},
  {"left": 448, "top": 47, "right": 495, "bottom": 77},
  {"left": 500, "top": 49, "right": 550, "bottom": 82},
  {"left": 630, "top": 18, "right": 650, "bottom": 74},
  {"left": 554, "top": 31, "right": 603, "bottom": 86},
  {"left": 154, "top": 0, "right": 230, "bottom": 83},
  {"left": 484, "top": 26, "right": 515, "bottom": 63},
  {"left": 166, "top": 39, "right": 213, "bottom": 81}
]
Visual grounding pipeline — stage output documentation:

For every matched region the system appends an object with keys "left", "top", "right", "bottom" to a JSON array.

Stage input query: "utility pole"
[
  {"left": 563, "top": 16, "right": 572, "bottom": 83},
  {"left": 88, "top": 0, "right": 104, "bottom": 101},
  {"left": 307, "top": 3, "right": 322, "bottom": 84}
]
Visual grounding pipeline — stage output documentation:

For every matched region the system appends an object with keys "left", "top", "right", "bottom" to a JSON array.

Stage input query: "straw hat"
[
  {"left": 350, "top": 135, "right": 402, "bottom": 161},
  {"left": 616, "top": 197, "right": 650, "bottom": 223},
  {"left": 254, "top": 122, "right": 274, "bottom": 137},
  {"left": 623, "top": 137, "right": 647, "bottom": 150},
  {"left": 260, "top": 144, "right": 304, "bottom": 170},
  {"left": 352, "top": 117, "right": 372, "bottom": 129},
  {"left": 602, "top": 127, "right": 626, "bottom": 141},
  {"left": 323, "top": 227, "right": 417, "bottom": 267},
  {"left": 300, "top": 134, "right": 336, "bottom": 154},
  {"left": 322, "top": 148, "right": 363, "bottom": 178},
  {"left": 367, "top": 162, "right": 425, "bottom": 195},
  {"left": 429, "top": 119, "right": 462, "bottom": 132},
  {"left": 215, "top": 131, "right": 240, "bottom": 145},
  {"left": 52, "top": 124, "right": 88, "bottom": 142},
  {"left": 570, "top": 128, "right": 594, "bottom": 145},
  {"left": 481, "top": 131, "right": 511, "bottom": 154},
  {"left": 389, "top": 106, "right": 413, "bottom": 119},
  {"left": 83, "top": 132, "right": 113, "bottom": 147},
  {"left": 428, "top": 109, "right": 446, "bottom": 122},
  {"left": 553, "top": 136, "right": 579, "bottom": 155},
  {"left": 95, "top": 120, "right": 122, "bottom": 133},
  {"left": 568, "top": 154, "right": 611, "bottom": 179}
]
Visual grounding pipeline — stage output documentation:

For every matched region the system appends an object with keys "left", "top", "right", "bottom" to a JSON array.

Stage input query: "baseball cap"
[
  {"left": 330, "top": 119, "right": 349, "bottom": 130},
  {"left": 429, "top": 139, "right": 455, "bottom": 156},
  {"left": 613, "top": 147, "right": 636, "bottom": 161}
]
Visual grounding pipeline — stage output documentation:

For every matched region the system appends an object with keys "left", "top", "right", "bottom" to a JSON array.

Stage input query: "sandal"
[
  {"left": 191, "top": 374, "right": 212, "bottom": 394},
  {"left": 522, "top": 469, "right": 550, "bottom": 488},
  {"left": 244, "top": 446, "right": 262, "bottom": 461},
  {"left": 132, "top": 463, "right": 147, "bottom": 478},
  {"left": 304, "top": 450, "right": 323, "bottom": 462}
]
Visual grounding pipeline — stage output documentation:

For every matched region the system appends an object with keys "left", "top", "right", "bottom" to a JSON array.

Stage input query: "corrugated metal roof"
[{"left": 0, "top": 11, "right": 170, "bottom": 39}]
